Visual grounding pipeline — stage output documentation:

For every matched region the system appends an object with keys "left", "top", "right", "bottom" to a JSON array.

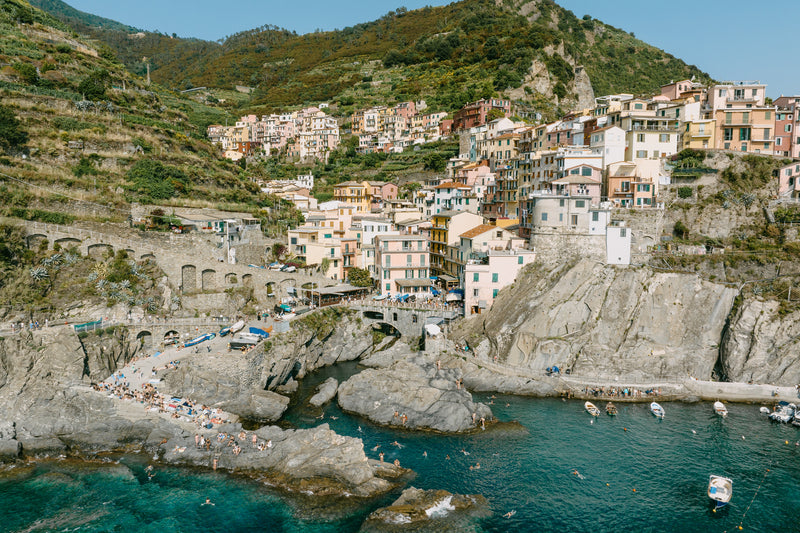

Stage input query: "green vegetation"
[
  {"left": 346, "top": 267, "right": 373, "bottom": 287},
  {"left": 126, "top": 159, "right": 190, "bottom": 201},
  {"left": 30, "top": 0, "right": 710, "bottom": 115},
  {"left": 677, "top": 186, "right": 693, "bottom": 199},
  {"left": 0, "top": 104, "right": 28, "bottom": 151}
]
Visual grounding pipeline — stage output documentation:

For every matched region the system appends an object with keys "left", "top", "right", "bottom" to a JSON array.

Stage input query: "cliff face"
[
  {"left": 720, "top": 298, "right": 800, "bottom": 385},
  {"left": 456, "top": 259, "right": 741, "bottom": 382}
]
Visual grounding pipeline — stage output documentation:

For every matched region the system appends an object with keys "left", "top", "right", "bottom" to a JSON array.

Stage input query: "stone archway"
[
  {"left": 279, "top": 278, "right": 296, "bottom": 296},
  {"left": 225, "top": 273, "right": 238, "bottom": 285},
  {"left": 182, "top": 265, "right": 197, "bottom": 292},
  {"left": 87, "top": 243, "right": 113, "bottom": 259},
  {"left": 201, "top": 269, "right": 216, "bottom": 291},
  {"left": 26, "top": 234, "right": 48, "bottom": 249},
  {"left": 363, "top": 310, "right": 384, "bottom": 320},
  {"left": 140, "top": 253, "right": 155, "bottom": 260},
  {"left": 54, "top": 237, "right": 81, "bottom": 251},
  {"left": 164, "top": 330, "right": 179, "bottom": 339},
  {"left": 136, "top": 330, "right": 153, "bottom": 348},
  {"left": 242, "top": 273, "right": 253, "bottom": 286},
  {"left": 265, "top": 281, "right": 276, "bottom": 297}
]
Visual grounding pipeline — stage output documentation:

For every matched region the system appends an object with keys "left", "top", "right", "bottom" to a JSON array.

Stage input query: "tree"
[
  {"left": 0, "top": 105, "right": 28, "bottom": 151},
  {"left": 320, "top": 257, "right": 331, "bottom": 276},
  {"left": 77, "top": 69, "right": 110, "bottom": 100},
  {"left": 347, "top": 267, "right": 373, "bottom": 287},
  {"left": 423, "top": 153, "right": 446, "bottom": 172},
  {"left": 271, "top": 243, "right": 287, "bottom": 262},
  {"left": 126, "top": 159, "right": 189, "bottom": 200},
  {"left": 486, "top": 108, "right": 506, "bottom": 122}
]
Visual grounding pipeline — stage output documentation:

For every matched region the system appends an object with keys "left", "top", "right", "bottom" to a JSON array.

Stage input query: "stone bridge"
[
  {"left": 348, "top": 302, "right": 460, "bottom": 340},
  {"left": 13, "top": 219, "right": 325, "bottom": 302},
  {"left": 105, "top": 317, "right": 231, "bottom": 350}
]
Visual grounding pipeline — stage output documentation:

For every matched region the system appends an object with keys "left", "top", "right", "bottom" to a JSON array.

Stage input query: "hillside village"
[{"left": 206, "top": 79, "right": 800, "bottom": 317}]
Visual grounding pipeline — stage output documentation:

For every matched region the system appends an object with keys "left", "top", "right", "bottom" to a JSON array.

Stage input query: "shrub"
[
  {"left": 673, "top": 220, "right": 689, "bottom": 239},
  {"left": 0, "top": 105, "right": 28, "bottom": 151},
  {"left": 77, "top": 69, "right": 110, "bottom": 100},
  {"left": 677, "top": 186, "right": 693, "bottom": 199}
]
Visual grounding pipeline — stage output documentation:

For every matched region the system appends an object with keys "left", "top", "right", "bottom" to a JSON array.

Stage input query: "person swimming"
[
  {"left": 202, "top": 498, "right": 215, "bottom": 506},
  {"left": 503, "top": 510, "right": 516, "bottom": 518}
]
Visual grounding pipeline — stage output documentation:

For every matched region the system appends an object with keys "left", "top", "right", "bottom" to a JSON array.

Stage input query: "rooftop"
[{"left": 460, "top": 224, "right": 502, "bottom": 239}]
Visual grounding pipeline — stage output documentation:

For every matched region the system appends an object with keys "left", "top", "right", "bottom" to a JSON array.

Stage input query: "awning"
[
  {"left": 424, "top": 324, "right": 441, "bottom": 336},
  {"left": 395, "top": 279, "right": 433, "bottom": 288},
  {"left": 438, "top": 274, "right": 457, "bottom": 282}
]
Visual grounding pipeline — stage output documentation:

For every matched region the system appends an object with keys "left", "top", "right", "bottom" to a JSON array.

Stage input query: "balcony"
[{"left": 631, "top": 124, "right": 675, "bottom": 133}]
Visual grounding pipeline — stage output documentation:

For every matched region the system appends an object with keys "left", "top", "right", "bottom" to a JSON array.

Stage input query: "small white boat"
[
  {"left": 230, "top": 320, "right": 245, "bottom": 333},
  {"left": 650, "top": 402, "right": 665, "bottom": 419},
  {"left": 759, "top": 406, "right": 770, "bottom": 415},
  {"left": 713, "top": 401, "right": 728, "bottom": 417},
  {"left": 708, "top": 475, "right": 733, "bottom": 509},
  {"left": 584, "top": 401, "right": 600, "bottom": 417}
]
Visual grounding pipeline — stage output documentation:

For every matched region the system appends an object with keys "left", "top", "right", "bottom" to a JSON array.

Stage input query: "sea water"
[{"left": 2, "top": 361, "right": 800, "bottom": 532}]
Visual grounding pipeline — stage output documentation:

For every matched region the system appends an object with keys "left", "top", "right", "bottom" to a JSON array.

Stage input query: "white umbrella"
[{"left": 424, "top": 324, "right": 441, "bottom": 337}]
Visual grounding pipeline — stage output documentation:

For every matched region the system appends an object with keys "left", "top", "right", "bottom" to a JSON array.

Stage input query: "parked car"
[{"left": 280, "top": 265, "right": 296, "bottom": 272}]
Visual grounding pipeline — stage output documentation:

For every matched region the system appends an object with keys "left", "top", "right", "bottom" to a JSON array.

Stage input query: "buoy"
[
  {"left": 632, "top": 488, "right": 636, "bottom": 492},
  {"left": 623, "top": 427, "right": 627, "bottom": 432},
  {"left": 785, "top": 441, "right": 789, "bottom": 445},
  {"left": 606, "top": 483, "right": 609, "bottom": 487}
]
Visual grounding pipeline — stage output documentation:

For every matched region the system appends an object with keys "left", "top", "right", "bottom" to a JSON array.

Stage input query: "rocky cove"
[{"left": 2, "top": 259, "right": 800, "bottom": 528}]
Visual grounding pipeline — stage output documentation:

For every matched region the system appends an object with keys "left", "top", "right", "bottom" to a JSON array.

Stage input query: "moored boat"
[
  {"left": 650, "top": 402, "right": 665, "bottom": 419},
  {"left": 230, "top": 320, "right": 245, "bottom": 333},
  {"left": 707, "top": 475, "right": 732, "bottom": 509},
  {"left": 184, "top": 332, "right": 215, "bottom": 347},
  {"left": 768, "top": 402, "right": 795, "bottom": 423},
  {"left": 605, "top": 402, "right": 618, "bottom": 416},
  {"left": 713, "top": 401, "right": 728, "bottom": 417},
  {"left": 759, "top": 406, "right": 770, "bottom": 415},
  {"left": 584, "top": 401, "right": 600, "bottom": 417}
]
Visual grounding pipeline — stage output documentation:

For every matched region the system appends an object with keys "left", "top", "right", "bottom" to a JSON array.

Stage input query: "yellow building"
[
  {"left": 681, "top": 119, "right": 716, "bottom": 150},
  {"left": 333, "top": 181, "right": 371, "bottom": 213},
  {"left": 430, "top": 211, "right": 484, "bottom": 278}
]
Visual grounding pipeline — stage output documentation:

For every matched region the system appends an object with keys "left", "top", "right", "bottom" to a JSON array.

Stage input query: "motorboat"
[
  {"left": 230, "top": 320, "right": 246, "bottom": 333},
  {"left": 713, "top": 401, "right": 728, "bottom": 417},
  {"left": 584, "top": 401, "right": 600, "bottom": 417},
  {"left": 759, "top": 406, "right": 770, "bottom": 415},
  {"left": 184, "top": 332, "right": 215, "bottom": 347},
  {"left": 650, "top": 402, "right": 665, "bottom": 419},
  {"left": 218, "top": 327, "right": 231, "bottom": 337},
  {"left": 768, "top": 402, "right": 795, "bottom": 423},
  {"left": 707, "top": 475, "right": 732, "bottom": 509},
  {"left": 605, "top": 402, "right": 618, "bottom": 416}
]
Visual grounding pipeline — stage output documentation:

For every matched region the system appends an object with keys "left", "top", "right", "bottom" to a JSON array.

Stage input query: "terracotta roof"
[
  {"left": 460, "top": 224, "right": 501, "bottom": 239},
  {"left": 434, "top": 181, "right": 470, "bottom": 189}
]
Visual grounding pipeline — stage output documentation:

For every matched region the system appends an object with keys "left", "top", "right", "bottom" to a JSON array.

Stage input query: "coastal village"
[
  {"left": 3, "top": 1, "right": 800, "bottom": 529},
  {"left": 207, "top": 79, "right": 800, "bottom": 317}
]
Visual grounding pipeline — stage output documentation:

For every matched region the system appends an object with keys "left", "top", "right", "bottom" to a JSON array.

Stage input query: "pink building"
[
  {"left": 774, "top": 96, "right": 800, "bottom": 158},
  {"left": 464, "top": 249, "right": 536, "bottom": 316},
  {"left": 776, "top": 161, "right": 800, "bottom": 200},
  {"left": 550, "top": 165, "right": 602, "bottom": 206},
  {"left": 375, "top": 235, "right": 431, "bottom": 296}
]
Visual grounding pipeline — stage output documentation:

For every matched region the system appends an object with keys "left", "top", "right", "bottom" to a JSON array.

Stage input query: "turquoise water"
[{"left": 3, "top": 361, "right": 800, "bottom": 532}]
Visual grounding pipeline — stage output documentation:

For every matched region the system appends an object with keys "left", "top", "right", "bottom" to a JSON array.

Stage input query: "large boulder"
[
  {"left": 337, "top": 358, "right": 492, "bottom": 433},
  {"left": 361, "top": 487, "right": 490, "bottom": 531},
  {"left": 162, "top": 423, "right": 393, "bottom": 497},
  {"left": 309, "top": 377, "right": 339, "bottom": 407}
]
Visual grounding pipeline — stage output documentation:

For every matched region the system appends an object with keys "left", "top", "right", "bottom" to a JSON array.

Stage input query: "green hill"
[
  {"left": 28, "top": 0, "right": 138, "bottom": 32},
  {"left": 0, "top": 0, "right": 293, "bottom": 226},
  {"left": 31, "top": 0, "right": 711, "bottom": 118}
]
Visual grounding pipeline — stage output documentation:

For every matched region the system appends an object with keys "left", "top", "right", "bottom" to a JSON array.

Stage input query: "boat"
[
  {"left": 184, "top": 332, "right": 215, "bottom": 347},
  {"left": 650, "top": 402, "right": 665, "bottom": 419},
  {"left": 218, "top": 327, "right": 231, "bottom": 337},
  {"left": 230, "top": 320, "right": 245, "bottom": 333},
  {"left": 768, "top": 402, "right": 795, "bottom": 423},
  {"left": 605, "top": 402, "right": 618, "bottom": 416},
  {"left": 229, "top": 334, "right": 259, "bottom": 350},
  {"left": 713, "top": 401, "right": 728, "bottom": 417},
  {"left": 759, "top": 406, "right": 770, "bottom": 415},
  {"left": 248, "top": 326, "right": 270, "bottom": 339},
  {"left": 584, "top": 401, "right": 601, "bottom": 416},
  {"left": 707, "top": 475, "right": 733, "bottom": 509}
]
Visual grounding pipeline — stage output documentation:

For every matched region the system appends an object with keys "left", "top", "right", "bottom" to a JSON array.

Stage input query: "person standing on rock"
[
  {"left": 379, "top": 452, "right": 385, "bottom": 463},
  {"left": 195, "top": 434, "right": 200, "bottom": 448}
]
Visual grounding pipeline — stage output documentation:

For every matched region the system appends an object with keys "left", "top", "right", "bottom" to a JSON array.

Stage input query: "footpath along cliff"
[{"left": 452, "top": 259, "right": 800, "bottom": 387}]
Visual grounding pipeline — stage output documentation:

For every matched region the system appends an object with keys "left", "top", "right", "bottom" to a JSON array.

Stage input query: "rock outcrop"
[
  {"left": 719, "top": 298, "right": 800, "bottom": 385},
  {"left": 455, "top": 259, "right": 739, "bottom": 382},
  {"left": 337, "top": 356, "right": 492, "bottom": 433},
  {"left": 162, "top": 423, "right": 395, "bottom": 497},
  {"left": 361, "top": 487, "right": 490, "bottom": 531},
  {"left": 309, "top": 377, "right": 339, "bottom": 407},
  {"left": 161, "top": 311, "right": 375, "bottom": 421}
]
